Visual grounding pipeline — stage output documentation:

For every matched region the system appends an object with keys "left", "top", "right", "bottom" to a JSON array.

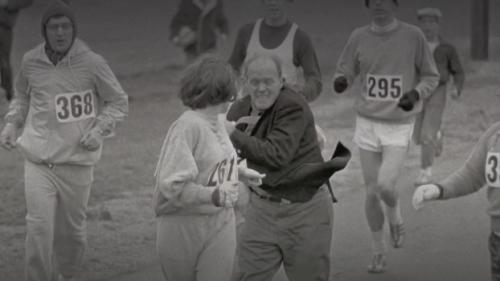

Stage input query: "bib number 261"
[
  {"left": 486, "top": 152, "right": 500, "bottom": 188},
  {"left": 366, "top": 75, "right": 403, "bottom": 101},
  {"left": 55, "top": 90, "right": 95, "bottom": 123}
]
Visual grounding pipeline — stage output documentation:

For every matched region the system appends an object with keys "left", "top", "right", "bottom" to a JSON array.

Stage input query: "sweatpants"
[
  {"left": 490, "top": 231, "right": 500, "bottom": 281},
  {"left": 156, "top": 209, "right": 236, "bottom": 281},
  {"left": 414, "top": 84, "right": 447, "bottom": 146},
  {"left": 24, "top": 160, "right": 93, "bottom": 281},
  {"left": 234, "top": 186, "right": 334, "bottom": 281}
]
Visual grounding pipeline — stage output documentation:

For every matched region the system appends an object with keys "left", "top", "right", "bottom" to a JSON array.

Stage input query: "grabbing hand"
[
  {"left": 0, "top": 123, "right": 18, "bottom": 150},
  {"left": 212, "top": 181, "right": 239, "bottom": 208},
  {"left": 398, "top": 89, "right": 419, "bottom": 111},
  {"left": 333, "top": 76, "right": 348, "bottom": 94},
  {"left": 238, "top": 166, "right": 265, "bottom": 187},
  {"left": 80, "top": 127, "right": 103, "bottom": 151},
  {"left": 412, "top": 184, "right": 441, "bottom": 210},
  {"left": 450, "top": 85, "right": 461, "bottom": 100}
]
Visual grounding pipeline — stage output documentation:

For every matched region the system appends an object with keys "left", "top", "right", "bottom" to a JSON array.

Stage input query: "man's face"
[
  {"left": 245, "top": 60, "right": 283, "bottom": 111},
  {"left": 262, "top": 0, "right": 288, "bottom": 22},
  {"left": 45, "top": 16, "right": 74, "bottom": 53},
  {"left": 368, "top": 0, "right": 397, "bottom": 22},
  {"left": 418, "top": 16, "right": 440, "bottom": 40}
]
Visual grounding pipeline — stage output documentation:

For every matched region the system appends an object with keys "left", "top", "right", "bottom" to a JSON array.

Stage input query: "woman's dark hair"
[{"left": 179, "top": 55, "right": 238, "bottom": 109}]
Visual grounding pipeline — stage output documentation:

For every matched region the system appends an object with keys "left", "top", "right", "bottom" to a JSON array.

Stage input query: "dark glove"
[
  {"left": 397, "top": 89, "right": 419, "bottom": 111},
  {"left": 333, "top": 76, "right": 348, "bottom": 94}
]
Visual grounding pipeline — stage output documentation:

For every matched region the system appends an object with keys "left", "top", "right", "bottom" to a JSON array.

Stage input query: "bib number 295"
[
  {"left": 486, "top": 152, "right": 500, "bottom": 188},
  {"left": 366, "top": 75, "right": 403, "bottom": 101},
  {"left": 55, "top": 90, "right": 95, "bottom": 123}
]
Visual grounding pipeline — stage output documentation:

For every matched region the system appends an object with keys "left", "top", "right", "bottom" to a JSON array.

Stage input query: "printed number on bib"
[
  {"left": 486, "top": 152, "right": 500, "bottom": 188},
  {"left": 366, "top": 75, "right": 403, "bottom": 101},
  {"left": 207, "top": 155, "right": 238, "bottom": 187},
  {"left": 55, "top": 90, "right": 95, "bottom": 123}
]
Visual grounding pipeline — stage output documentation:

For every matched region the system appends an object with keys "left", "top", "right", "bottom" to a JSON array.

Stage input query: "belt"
[{"left": 248, "top": 186, "right": 292, "bottom": 205}]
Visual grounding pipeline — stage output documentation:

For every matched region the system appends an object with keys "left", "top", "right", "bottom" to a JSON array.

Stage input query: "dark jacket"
[
  {"left": 434, "top": 39, "right": 465, "bottom": 91},
  {"left": 170, "top": 0, "right": 228, "bottom": 55},
  {"left": 0, "top": 0, "right": 33, "bottom": 29},
  {"left": 227, "top": 87, "right": 325, "bottom": 202}
]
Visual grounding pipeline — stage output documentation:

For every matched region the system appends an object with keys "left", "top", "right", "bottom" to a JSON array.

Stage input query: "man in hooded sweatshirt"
[{"left": 0, "top": 1, "right": 128, "bottom": 280}]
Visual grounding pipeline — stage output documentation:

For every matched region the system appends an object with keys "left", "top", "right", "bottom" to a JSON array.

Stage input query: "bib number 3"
[
  {"left": 486, "top": 152, "right": 500, "bottom": 188},
  {"left": 366, "top": 74, "right": 403, "bottom": 101},
  {"left": 55, "top": 90, "right": 95, "bottom": 123}
]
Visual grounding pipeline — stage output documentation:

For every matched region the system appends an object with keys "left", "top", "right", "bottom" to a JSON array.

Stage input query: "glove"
[
  {"left": 333, "top": 76, "right": 348, "bottom": 94},
  {"left": 0, "top": 123, "right": 17, "bottom": 150},
  {"left": 80, "top": 127, "right": 103, "bottom": 151},
  {"left": 412, "top": 184, "right": 441, "bottom": 210},
  {"left": 397, "top": 89, "right": 419, "bottom": 111},
  {"left": 211, "top": 181, "right": 239, "bottom": 208}
]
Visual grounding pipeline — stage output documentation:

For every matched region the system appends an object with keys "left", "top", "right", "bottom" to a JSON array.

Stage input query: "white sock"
[
  {"left": 384, "top": 202, "right": 403, "bottom": 225},
  {"left": 371, "top": 230, "right": 387, "bottom": 254}
]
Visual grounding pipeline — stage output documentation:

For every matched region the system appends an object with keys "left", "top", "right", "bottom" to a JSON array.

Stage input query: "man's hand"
[
  {"left": 450, "top": 84, "right": 461, "bottom": 100},
  {"left": 0, "top": 123, "right": 18, "bottom": 150},
  {"left": 333, "top": 76, "right": 348, "bottom": 94},
  {"left": 224, "top": 120, "right": 236, "bottom": 136},
  {"left": 80, "top": 127, "right": 103, "bottom": 151},
  {"left": 238, "top": 166, "right": 265, "bottom": 187},
  {"left": 398, "top": 89, "right": 420, "bottom": 111},
  {"left": 211, "top": 181, "right": 239, "bottom": 208},
  {"left": 412, "top": 184, "right": 441, "bottom": 210}
]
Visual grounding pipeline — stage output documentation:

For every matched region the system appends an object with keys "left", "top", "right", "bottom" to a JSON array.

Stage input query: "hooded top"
[
  {"left": 41, "top": 0, "right": 77, "bottom": 64},
  {"left": 5, "top": 39, "right": 129, "bottom": 166}
]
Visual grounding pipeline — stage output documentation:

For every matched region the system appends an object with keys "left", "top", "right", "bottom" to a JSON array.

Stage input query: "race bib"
[
  {"left": 486, "top": 152, "right": 500, "bottom": 188},
  {"left": 366, "top": 74, "right": 403, "bottom": 101},
  {"left": 207, "top": 155, "right": 238, "bottom": 187},
  {"left": 55, "top": 90, "right": 95, "bottom": 123}
]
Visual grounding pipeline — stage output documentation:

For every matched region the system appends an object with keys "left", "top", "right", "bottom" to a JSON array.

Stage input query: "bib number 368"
[
  {"left": 366, "top": 74, "right": 403, "bottom": 101},
  {"left": 486, "top": 152, "right": 500, "bottom": 188},
  {"left": 55, "top": 90, "right": 95, "bottom": 123}
]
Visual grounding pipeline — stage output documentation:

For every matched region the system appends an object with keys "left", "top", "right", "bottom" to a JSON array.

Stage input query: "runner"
[
  {"left": 333, "top": 0, "right": 439, "bottom": 273},
  {"left": 0, "top": 1, "right": 129, "bottom": 280},
  {"left": 153, "top": 55, "right": 264, "bottom": 281},
  {"left": 413, "top": 7, "right": 465, "bottom": 185},
  {"left": 413, "top": 121, "right": 500, "bottom": 281},
  {"left": 228, "top": 0, "right": 322, "bottom": 102}
]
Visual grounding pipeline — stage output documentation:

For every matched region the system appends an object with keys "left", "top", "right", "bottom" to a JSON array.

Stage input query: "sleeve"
[
  {"left": 92, "top": 57, "right": 129, "bottom": 136},
  {"left": 230, "top": 100, "right": 306, "bottom": 170},
  {"left": 215, "top": 0, "right": 229, "bottom": 35},
  {"left": 155, "top": 123, "right": 216, "bottom": 210},
  {"left": 447, "top": 45, "right": 465, "bottom": 92},
  {"left": 334, "top": 30, "right": 360, "bottom": 86},
  {"left": 170, "top": 0, "right": 193, "bottom": 40},
  {"left": 293, "top": 29, "right": 322, "bottom": 102},
  {"left": 228, "top": 24, "right": 252, "bottom": 73},
  {"left": 4, "top": 62, "right": 30, "bottom": 128},
  {"left": 6, "top": 0, "right": 33, "bottom": 11},
  {"left": 438, "top": 125, "right": 496, "bottom": 199},
  {"left": 413, "top": 30, "right": 440, "bottom": 99}
]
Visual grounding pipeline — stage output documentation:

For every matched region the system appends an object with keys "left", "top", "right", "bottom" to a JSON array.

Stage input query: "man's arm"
[
  {"left": 333, "top": 30, "right": 360, "bottom": 92},
  {"left": 293, "top": 29, "right": 322, "bottom": 102},
  {"left": 414, "top": 30, "right": 440, "bottom": 100},
  {"left": 215, "top": 0, "right": 228, "bottom": 36},
  {"left": 228, "top": 23, "right": 253, "bottom": 73},
  {"left": 5, "top": 63, "right": 30, "bottom": 128},
  {"left": 447, "top": 45, "right": 465, "bottom": 93},
  {"left": 92, "top": 57, "right": 128, "bottom": 136},
  {"left": 229, "top": 100, "right": 307, "bottom": 170},
  {"left": 439, "top": 124, "right": 500, "bottom": 199}
]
